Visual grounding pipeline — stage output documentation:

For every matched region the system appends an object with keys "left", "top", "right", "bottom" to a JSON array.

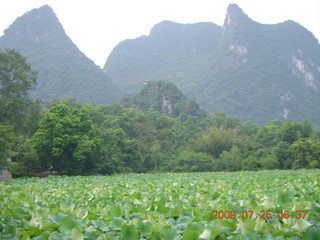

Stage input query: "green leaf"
[
  {"left": 160, "top": 228, "right": 180, "bottom": 240},
  {"left": 236, "top": 219, "right": 256, "bottom": 234},
  {"left": 72, "top": 228, "right": 84, "bottom": 240},
  {"left": 278, "top": 192, "right": 292, "bottom": 206},
  {"left": 59, "top": 216, "right": 83, "bottom": 234},
  {"left": 33, "top": 235, "right": 49, "bottom": 240},
  {"left": 3, "top": 224, "right": 17, "bottom": 236},
  {"left": 155, "top": 201, "right": 168, "bottom": 214},
  {"left": 110, "top": 217, "right": 125, "bottom": 230},
  {"left": 181, "top": 229, "right": 201, "bottom": 240},
  {"left": 91, "top": 219, "right": 109, "bottom": 232},
  {"left": 110, "top": 205, "right": 122, "bottom": 217},
  {"left": 311, "top": 205, "right": 320, "bottom": 215},
  {"left": 121, "top": 224, "right": 139, "bottom": 240},
  {"left": 141, "top": 222, "right": 153, "bottom": 237},
  {"left": 304, "top": 227, "right": 320, "bottom": 240},
  {"left": 47, "top": 212, "right": 66, "bottom": 224},
  {"left": 292, "top": 219, "right": 313, "bottom": 232}
]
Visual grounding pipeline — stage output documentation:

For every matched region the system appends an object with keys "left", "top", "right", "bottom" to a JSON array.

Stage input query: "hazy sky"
[{"left": 0, "top": 0, "right": 319, "bottom": 67}]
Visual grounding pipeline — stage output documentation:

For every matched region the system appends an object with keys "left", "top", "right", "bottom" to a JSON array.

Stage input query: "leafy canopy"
[{"left": 31, "top": 104, "right": 103, "bottom": 175}]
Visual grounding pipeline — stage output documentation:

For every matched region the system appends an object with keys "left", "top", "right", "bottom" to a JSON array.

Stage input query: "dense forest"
[{"left": 1, "top": 49, "right": 319, "bottom": 177}]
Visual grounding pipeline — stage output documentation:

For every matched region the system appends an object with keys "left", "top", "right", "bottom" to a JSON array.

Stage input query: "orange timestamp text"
[{"left": 212, "top": 210, "right": 308, "bottom": 220}]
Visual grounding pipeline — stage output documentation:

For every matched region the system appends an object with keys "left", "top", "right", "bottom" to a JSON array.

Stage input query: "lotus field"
[{"left": 0, "top": 170, "right": 319, "bottom": 239}]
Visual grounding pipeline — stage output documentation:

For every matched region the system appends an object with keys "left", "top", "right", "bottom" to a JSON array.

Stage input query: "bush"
[
  {"left": 218, "top": 145, "right": 242, "bottom": 171},
  {"left": 241, "top": 156, "right": 261, "bottom": 171},
  {"left": 170, "top": 150, "right": 214, "bottom": 172}
]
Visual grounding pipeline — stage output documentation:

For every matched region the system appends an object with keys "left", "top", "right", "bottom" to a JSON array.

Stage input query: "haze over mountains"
[
  {"left": 1, "top": 4, "right": 320, "bottom": 125},
  {"left": 104, "top": 4, "right": 320, "bottom": 124},
  {"left": 0, "top": 5, "right": 120, "bottom": 104}
]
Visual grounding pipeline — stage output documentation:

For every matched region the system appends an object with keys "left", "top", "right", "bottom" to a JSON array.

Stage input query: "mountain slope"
[
  {"left": 202, "top": 4, "right": 320, "bottom": 124},
  {"left": 103, "top": 4, "right": 320, "bottom": 125},
  {"left": 121, "top": 80, "right": 207, "bottom": 122},
  {"left": 0, "top": 5, "right": 120, "bottom": 104},
  {"left": 104, "top": 21, "right": 223, "bottom": 93}
]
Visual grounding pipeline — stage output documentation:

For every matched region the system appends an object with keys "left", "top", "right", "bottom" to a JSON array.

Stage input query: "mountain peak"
[
  {"left": 36, "top": 5, "right": 56, "bottom": 16},
  {"left": 227, "top": 4, "right": 245, "bottom": 14},
  {"left": 21, "top": 4, "right": 56, "bottom": 21},
  {"left": 121, "top": 80, "right": 207, "bottom": 121},
  {"left": 38, "top": 4, "right": 54, "bottom": 12},
  {"left": 0, "top": 5, "right": 120, "bottom": 104},
  {"left": 3, "top": 4, "right": 65, "bottom": 41},
  {"left": 223, "top": 4, "right": 252, "bottom": 28},
  {"left": 149, "top": 21, "right": 182, "bottom": 37}
]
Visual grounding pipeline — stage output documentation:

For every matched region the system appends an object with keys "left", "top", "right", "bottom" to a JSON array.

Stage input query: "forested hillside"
[
  {"left": 121, "top": 80, "right": 207, "bottom": 122},
  {"left": 1, "top": 4, "right": 319, "bottom": 125},
  {"left": 104, "top": 21, "right": 222, "bottom": 93},
  {"left": 104, "top": 4, "right": 320, "bottom": 125},
  {"left": 0, "top": 5, "right": 120, "bottom": 104},
  {"left": 1, "top": 4, "right": 320, "bottom": 177},
  {"left": 1, "top": 48, "right": 319, "bottom": 177},
  {"left": 1, "top": 4, "right": 320, "bottom": 239}
]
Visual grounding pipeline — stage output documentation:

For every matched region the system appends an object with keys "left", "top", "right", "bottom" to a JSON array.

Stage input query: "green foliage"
[
  {"left": 122, "top": 80, "right": 207, "bottom": 122},
  {"left": 99, "top": 127, "right": 141, "bottom": 174},
  {"left": 200, "top": 112, "right": 241, "bottom": 130},
  {"left": 244, "top": 120, "right": 319, "bottom": 170},
  {"left": 168, "top": 150, "right": 214, "bottom": 172},
  {"left": 91, "top": 105, "right": 185, "bottom": 173},
  {"left": 254, "top": 119, "right": 283, "bottom": 147},
  {"left": 260, "top": 152, "right": 280, "bottom": 170},
  {"left": 31, "top": 104, "right": 103, "bottom": 175},
  {"left": 217, "top": 145, "right": 242, "bottom": 171},
  {"left": 0, "top": 49, "right": 41, "bottom": 173},
  {"left": 0, "top": 170, "right": 319, "bottom": 238},
  {"left": 241, "top": 156, "right": 261, "bottom": 171},
  {"left": 0, "top": 49, "right": 39, "bottom": 134},
  {"left": 274, "top": 141, "right": 293, "bottom": 169},
  {"left": 10, "top": 137, "right": 39, "bottom": 176},
  {"left": 6, "top": 91, "right": 319, "bottom": 174},
  {"left": 190, "top": 126, "right": 245, "bottom": 158},
  {"left": 277, "top": 120, "right": 314, "bottom": 144},
  {"left": 291, "top": 138, "right": 320, "bottom": 169},
  {"left": 241, "top": 121, "right": 260, "bottom": 136},
  {"left": 46, "top": 97, "right": 85, "bottom": 110},
  {"left": 0, "top": 125, "right": 14, "bottom": 170},
  {"left": 2, "top": 5, "right": 320, "bottom": 176}
]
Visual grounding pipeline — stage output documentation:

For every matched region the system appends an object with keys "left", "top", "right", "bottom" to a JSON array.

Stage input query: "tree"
[
  {"left": 189, "top": 126, "right": 244, "bottom": 158},
  {"left": 254, "top": 119, "right": 283, "bottom": 148},
  {"left": 0, "top": 49, "right": 41, "bottom": 173},
  {"left": 218, "top": 145, "right": 242, "bottom": 171},
  {"left": 0, "top": 49, "right": 38, "bottom": 133},
  {"left": 169, "top": 150, "right": 214, "bottom": 172},
  {"left": 31, "top": 104, "right": 103, "bottom": 175},
  {"left": 275, "top": 120, "right": 314, "bottom": 146},
  {"left": 200, "top": 112, "right": 241, "bottom": 130},
  {"left": 0, "top": 125, "right": 14, "bottom": 170},
  {"left": 291, "top": 138, "right": 320, "bottom": 169},
  {"left": 241, "top": 121, "right": 259, "bottom": 136},
  {"left": 99, "top": 127, "right": 142, "bottom": 174},
  {"left": 274, "top": 141, "right": 293, "bottom": 169}
]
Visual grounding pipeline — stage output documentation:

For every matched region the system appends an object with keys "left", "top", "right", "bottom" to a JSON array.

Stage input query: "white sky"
[{"left": 0, "top": 0, "right": 319, "bottom": 68}]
